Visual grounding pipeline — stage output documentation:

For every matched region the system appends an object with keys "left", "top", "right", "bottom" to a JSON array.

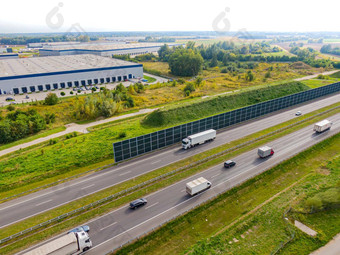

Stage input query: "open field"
[
  {"left": 115, "top": 130, "right": 340, "bottom": 255},
  {"left": 2, "top": 100, "right": 340, "bottom": 255}
]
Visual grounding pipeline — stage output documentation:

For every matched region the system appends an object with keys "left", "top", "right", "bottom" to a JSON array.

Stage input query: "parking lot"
[{"left": 0, "top": 73, "right": 167, "bottom": 107}]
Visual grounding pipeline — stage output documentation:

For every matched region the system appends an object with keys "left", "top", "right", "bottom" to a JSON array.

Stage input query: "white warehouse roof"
[{"left": 0, "top": 54, "right": 139, "bottom": 78}]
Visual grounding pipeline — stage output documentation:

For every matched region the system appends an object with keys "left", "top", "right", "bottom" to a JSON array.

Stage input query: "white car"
[{"left": 295, "top": 111, "right": 302, "bottom": 116}]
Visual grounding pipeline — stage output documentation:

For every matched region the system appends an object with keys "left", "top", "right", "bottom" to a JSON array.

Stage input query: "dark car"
[
  {"left": 68, "top": 225, "right": 90, "bottom": 234},
  {"left": 5, "top": 97, "right": 14, "bottom": 101},
  {"left": 224, "top": 160, "right": 236, "bottom": 168},
  {"left": 130, "top": 198, "right": 147, "bottom": 209}
]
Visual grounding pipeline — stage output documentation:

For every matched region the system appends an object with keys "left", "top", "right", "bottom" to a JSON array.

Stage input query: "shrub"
[
  {"left": 70, "top": 91, "right": 74, "bottom": 95},
  {"left": 60, "top": 92, "right": 66, "bottom": 96},
  {"left": 7, "top": 105, "right": 15, "bottom": 111},
  {"left": 45, "top": 93, "right": 58, "bottom": 105},
  {"left": 118, "top": 131, "right": 127, "bottom": 139},
  {"left": 183, "top": 83, "right": 195, "bottom": 95}
]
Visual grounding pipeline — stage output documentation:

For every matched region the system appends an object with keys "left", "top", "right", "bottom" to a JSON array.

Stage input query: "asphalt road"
[
  {"left": 0, "top": 92, "right": 339, "bottom": 229},
  {"left": 20, "top": 112, "right": 340, "bottom": 255}
]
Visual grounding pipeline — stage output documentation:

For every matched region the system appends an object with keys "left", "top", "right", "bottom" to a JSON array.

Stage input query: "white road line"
[
  {"left": 151, "top": 160, "right": 161, "bottom": 165},
  {"left": 118, "top": 171, "right": 131, "bottom": 177},
  {"left": 99, "top": 222, "right": 117, "bottom": 231},
  {"left": 210, "top": 173, "right": 220, "bottom": 179},
  {"left": 35, "top": 199, "right": 52, "bottom": 207},
  {"left": 145, "top": 202, "right": 159, "bottom": 210},
  {"left": 180, "top": 189, "right": 186, "bottom": 193},
  {"left": 81, "top": 184, "right": 95, "bottom": 190}
]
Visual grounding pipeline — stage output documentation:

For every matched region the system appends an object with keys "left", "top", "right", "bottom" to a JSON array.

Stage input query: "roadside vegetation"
[
  {"left": 142, "top": 81, "right": 308, "bottom": 127},
  {"left": 115, "top": 132, "right": 340, "bottom": 255}
]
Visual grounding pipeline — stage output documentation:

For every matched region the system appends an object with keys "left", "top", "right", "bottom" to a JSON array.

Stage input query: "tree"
[
  {"left": 169, "top": 48, "right": 203, "bottom": 76},
  {"left": 245, "top": 71, "right": 255, "bottom": 81},
  {"left": 210, "top": 54, "right": 218, "bottom": 67},
  {"left": 44, "top": 93, "right": 58, "bottom": 105},
  {"left": 158, "top": 44, "right": 173, "bottom": 62}
]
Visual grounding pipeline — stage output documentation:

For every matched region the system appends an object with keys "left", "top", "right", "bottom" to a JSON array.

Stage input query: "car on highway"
[
  {"left": 129, "top": 198, "right": 147, "bottom": 209},
  {"left": 224, "top": 160, "right": 236, "bottom": 168},
  {"left": 295, "top": 111, "right": 302, "bottom": 116},
  {"left": 68, "top": 225, "right": 90, "bottom": 234}
]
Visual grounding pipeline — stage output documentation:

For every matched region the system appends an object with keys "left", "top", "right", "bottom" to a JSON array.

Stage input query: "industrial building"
[
  {"left": 0, "top": 54, "right": 143, "bottom": 95},
  {"left": 39, "top": 43, "right": 180, "bottom": 57}
]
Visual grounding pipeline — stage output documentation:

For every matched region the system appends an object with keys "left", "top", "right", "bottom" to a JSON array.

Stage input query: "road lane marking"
[
  {"left": 81, "top": 184, "right": 95, "bottom": 190},
  {"left": 151, "top": 160, "right": 161, "bottom": 165},
  {"left": 180, "top": 189, "right": 186, "bottom": 192},
  {"left": 145, "top": 202, "right": 159, "bottom": 210},
  {"left": 35, "top": 199, "right": 52, "bottom": 207},
  {"left": 119, "top": 171, "right": 131, "bottom": 177},
  {"left": 100, "top": 222, "right": 117, "bottom": 231},
  {"left": 210, "top": 173, "right": 220, "bottom": 179}
]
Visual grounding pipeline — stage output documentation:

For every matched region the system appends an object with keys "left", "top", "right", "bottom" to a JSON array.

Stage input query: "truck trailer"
[
  {"left": 182, "top": 129, "right": 216, "bottom": 150},
  {"left": 24, "top": 231, "right": 92, "bottom": 255},
  {"left": 258, "top": 146, "right": 274, "bottom": 158},
  {"left": 186, "top": 177, "right": 211, "bottom": 196},
  {"left": 313, "top": 119, "right": 332, "bottom": 133}
]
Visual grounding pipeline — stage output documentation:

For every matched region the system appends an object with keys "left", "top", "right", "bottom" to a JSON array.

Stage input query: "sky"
[{"left": 0, "top": 0, "right": 339, "bottom": 33}]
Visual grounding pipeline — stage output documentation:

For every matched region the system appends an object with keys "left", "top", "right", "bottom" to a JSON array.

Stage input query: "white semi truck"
[
  {"left": 258, "top": 146, "right": 274, "bottom": 158},
  {"left": 24, "top": 231, "right": 92, "bottom": 255},
  {"left": 182, "top": 129, "right": 216, "bottom": 150},
  {"left": 313, "top": 119, "right": 332, "bottom": 133},
  {"left": 186, "top": 177, "right": 211, "bottom": 196}
]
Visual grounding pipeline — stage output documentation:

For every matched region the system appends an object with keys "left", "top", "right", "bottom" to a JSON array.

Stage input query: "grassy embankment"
[
  {"left": 143, "top": 81, "right": 308, "bottom": 127},
  {"left": 0, "top": 82, "right": 309, "bottom": 197},
  {"left": 115, "top": 131, "right": 340, "bottom": 255},
  {"left": 2, "top": 96, "right": 340, "bottom": 255}
]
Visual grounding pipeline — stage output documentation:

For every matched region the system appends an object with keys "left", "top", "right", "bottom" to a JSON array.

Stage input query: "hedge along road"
[
  {"left": 0, "top": 91, "right": 339, "bottom": 229},
  {"left": 20, "top": 112, "right": 340, "bottom": 255}
]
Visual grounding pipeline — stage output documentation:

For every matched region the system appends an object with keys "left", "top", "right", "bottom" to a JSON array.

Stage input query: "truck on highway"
[
  {"left": 186, "top": 177, "right": 211, "bottom": 196},
  {"left": 258, "top": 146, "right": 274, "bottom": 158},
  {"left": 24, "top": 231, "right": 92, "bottom": 255},
  {"left": 313, "top": 119, "right": 333, "bottom": 133},
  {"left": 182, "top": 129, "right": 216, "bottom": 150}
]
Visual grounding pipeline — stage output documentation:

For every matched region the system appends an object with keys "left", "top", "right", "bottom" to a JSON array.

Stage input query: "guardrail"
[
  {"left": 113, "top": 81, "right": 340, "bottom": 162},
  {"left": 1, "top": 105, "right": 339, "bottom": 246}
]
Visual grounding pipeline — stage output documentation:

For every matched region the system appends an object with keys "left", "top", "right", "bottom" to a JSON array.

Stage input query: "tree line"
[{"left": 0, "top": 109, "right": 47, "bottom": 144}]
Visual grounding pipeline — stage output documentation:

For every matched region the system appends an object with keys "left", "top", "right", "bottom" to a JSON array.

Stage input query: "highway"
[
  {"left": 19, "top": 113, "right": 340, "bottom": 255},
  {"left": 0, "top": 92, "right": 339, "bottom": 229}
]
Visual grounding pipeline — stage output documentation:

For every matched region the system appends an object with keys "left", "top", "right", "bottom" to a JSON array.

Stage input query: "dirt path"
[
  {"left": 294, "top": 70, "right": 338, "bottom": 81},
  {"left": 0, "top": 108, "right": 156, "bottom": 157},
  {"left": 310, "top": 233, "right": 340, "bottom": 255}
]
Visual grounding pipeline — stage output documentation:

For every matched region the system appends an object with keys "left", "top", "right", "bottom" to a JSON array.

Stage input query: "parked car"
[
  {"left": 25, "top": 95, "right": 29, "bottom": 99},
  {"left": 68, "top": 225, "right": 90, "bottom": 234},
  {"left": 73, "top": 87, "right": 79, "bottom": 91},
  {"left": 295, "top": 111, "right": 302, "bottom": 116},
  {"left": 129, "top": 198, "right": 147, "bottom": 209},
  {"left": 224, "top": 160, "right": 236, "bottom": 168},
  {"left": 5, "top": 97, "right": 14, "bottom": 101}
]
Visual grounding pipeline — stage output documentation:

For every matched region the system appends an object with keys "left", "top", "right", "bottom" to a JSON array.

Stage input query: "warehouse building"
[
  {"left": 39, "top": 43, "right": 181, "bottom": 57},
  {"left": 0, "top": 54, "right": 143, "bottom": 95}
]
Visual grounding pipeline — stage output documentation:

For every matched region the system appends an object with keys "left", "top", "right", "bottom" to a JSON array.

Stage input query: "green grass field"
[
  {"left": 115, "top": 132, "right": 340, "bottom": 255},
  {"left": 143, "top": 75, "right": 157, "bottom": 83}
]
